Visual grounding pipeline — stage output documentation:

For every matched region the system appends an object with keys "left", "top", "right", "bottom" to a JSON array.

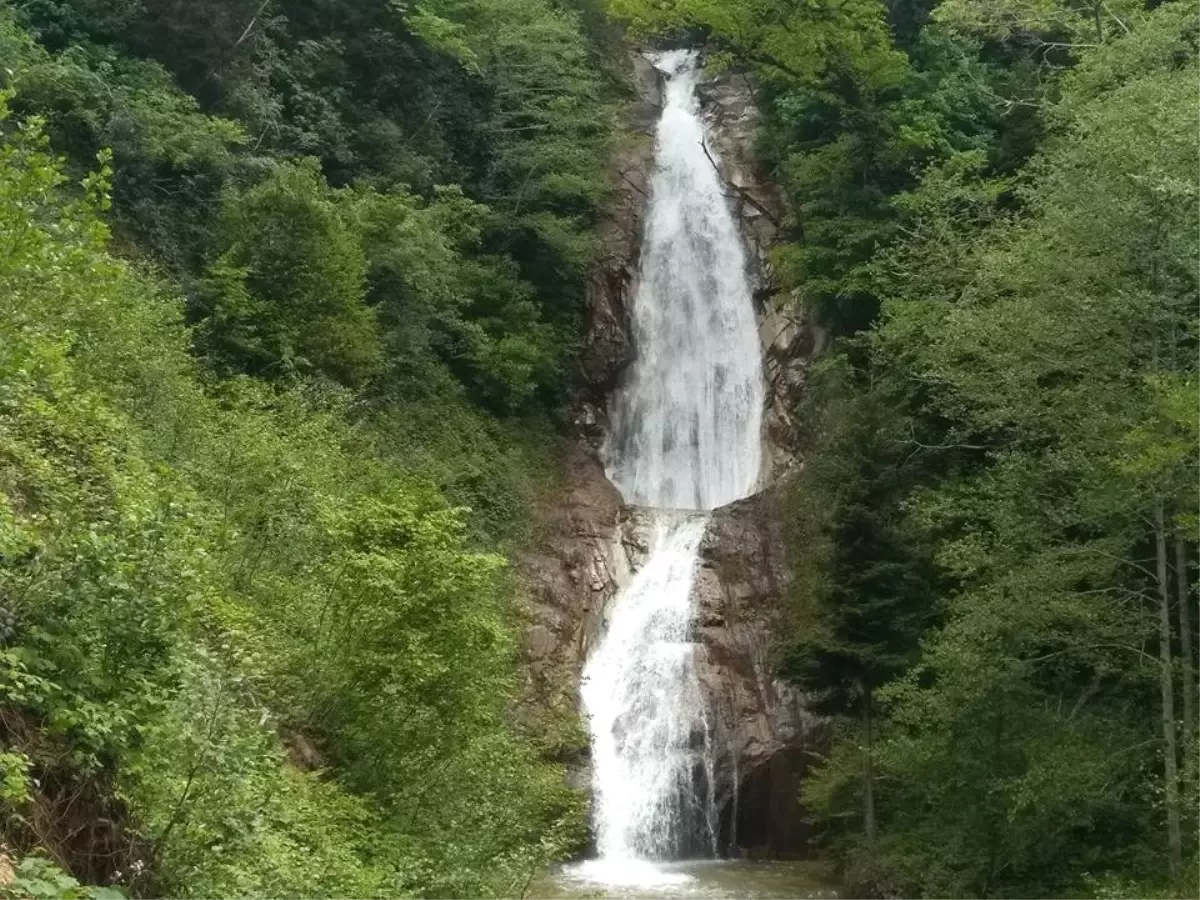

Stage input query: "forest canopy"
[
  {"left": 0, "top": 0, "right": 619, "bottom": 895},
  {"left": 604, "top": 0, "right": 1199, "bottom": 895}
]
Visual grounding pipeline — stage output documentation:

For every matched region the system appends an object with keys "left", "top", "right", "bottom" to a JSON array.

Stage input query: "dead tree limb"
[{"left": 699, "top": 138, "right": 781, "bottom": 228}]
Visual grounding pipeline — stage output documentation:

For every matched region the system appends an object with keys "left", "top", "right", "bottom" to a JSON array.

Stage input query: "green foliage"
[
  {"left": 123, "top": 655, "right": 394, "bottom": 899},
  {"left": 199, "top": 159, "right": 382, "bottom": 386},
  {"left": 0, "top": 751, "right": 32, "bottom": 808},
  {"left": 783, "top": 355, "right": 940, "bottom": 712},
  {"left": 773, "top": 3, "right": 1200, "bottom": 896},
  {"left": 6, "top": 0, "right": 616, "bottom": 412},
  {"left": 608, "top": 0, "right": 905, "bottom": 88},
  {"left": 0, "top": 79, "right": 586, "bottom": 900},
  {"left": 347, "top": 184, "right": 569, "bottom": 410},
  {"left": 0, "top": 10, "right": 245, "bottom": 270},
  {"left": 1, "top": 856, "right": 125, "bottom": 900},
  {"left": 933, "top": 0, "right": 1146, "bottom": 47},
  {"left": 2, "top": 0, "right": 615, "bottom": 893},
  {"left": 404, "top": 6, "right": 480, "bottom": 70},
  {"left": 764, "top": 24, "right": 1025, "bottom": 333}
]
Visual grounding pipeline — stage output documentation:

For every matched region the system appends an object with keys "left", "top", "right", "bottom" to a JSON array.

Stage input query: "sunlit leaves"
[
  {"left": 609, "top": 0, "right": 906, "bottom": 89},
  {"left": 0, "top": 90, "right": 583, "bottom": 898}
]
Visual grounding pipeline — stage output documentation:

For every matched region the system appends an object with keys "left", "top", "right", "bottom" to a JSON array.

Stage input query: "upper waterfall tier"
[{"left": 604, "top": 49, "right": 765, "bottom": 512}]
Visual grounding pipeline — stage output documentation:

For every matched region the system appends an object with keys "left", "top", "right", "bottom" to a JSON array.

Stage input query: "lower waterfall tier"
[
  {"left": 516, "top": 443, "right": 824, "bottom": 862},
  {"left": 582, "top": 515, "right": 716, "bottom": 860}
]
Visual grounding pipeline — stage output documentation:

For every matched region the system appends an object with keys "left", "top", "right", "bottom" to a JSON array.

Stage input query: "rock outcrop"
[
  {"left": 517, "top": 443, "right": 626, "bottom": 789},
  {"left": 516, "top": 54, "right": 661, "bottom": 777},
  {"left": 573, "top": 53, "right": 662, "bottom": 440},
  {"left": 694, "top": 490, "right": 822, "bottom": 857},
  {"left": 517, "top": 48, "right": 825, "bottom": 858}
]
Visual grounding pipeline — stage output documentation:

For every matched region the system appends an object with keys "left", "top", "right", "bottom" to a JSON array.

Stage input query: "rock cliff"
[{"left": 517, "top": 49, "right": 825, "bottom": 858}]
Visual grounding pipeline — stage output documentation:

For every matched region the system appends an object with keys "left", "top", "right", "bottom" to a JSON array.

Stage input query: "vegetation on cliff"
[
  {"left": 0, "top": 0, "right": 620, "bottom": 895},
  {"left": 612, "top": 0, "right": 1197, "bottom": 896}
]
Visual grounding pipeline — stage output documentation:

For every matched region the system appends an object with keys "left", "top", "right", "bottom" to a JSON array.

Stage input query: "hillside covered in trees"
[
  {"left": 606, "top": 0, "right": 1198, "bottom": 896},
  {"left": 0, "top": 0, "right": 620, "bottom": 895},
  {"left": 0, "top": 0, "right": 1197, "bottom": 897}
]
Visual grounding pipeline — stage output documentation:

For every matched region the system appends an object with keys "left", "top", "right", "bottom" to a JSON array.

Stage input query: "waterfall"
[{"left": 578, "top": 49, "right": 764, "bottom": 881}]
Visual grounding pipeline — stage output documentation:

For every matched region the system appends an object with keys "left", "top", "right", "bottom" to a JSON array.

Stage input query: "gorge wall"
[{"left": 518, "top": 50, "right": 826, "bottom": 858}]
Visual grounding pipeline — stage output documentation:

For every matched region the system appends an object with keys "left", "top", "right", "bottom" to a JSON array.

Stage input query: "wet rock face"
[
  {"left": 574, "top": 54, "right": 663, "bottom": 440},
  {"left": 696, "top": 70, "right": 778, "bottom": 298},
  {"left": 515, "top": 55, "right": 664, "bottom": 745},
  {"left": 695, "top": 65, "right": 822, "bottom": 483},
  {"left": 723, "top": 746, "right": 814, "bottom": 858},
  {"left": 694, "top": 488, "right": 826, "bottom": 858},
  {"left": 517, "top": 50, "right": 825, "bottom": 860},
  {"left": 516, "top": 445, "right": 626, "bottom": 739}
]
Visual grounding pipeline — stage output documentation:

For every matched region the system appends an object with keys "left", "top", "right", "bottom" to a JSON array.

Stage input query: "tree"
[
  {"left": 933, "top": 0, "right": 1147, "bottom": 51},
  {"left": 198, "top": 160, "right": 382, "bottom": 386},
  {"left": 609, "top": 0, "right": 905, "bottom": 87},
  {"left": 783, "top": 353, "right": 940, "bottom": 849},
  {"left": 783, "top": 3, "right": 1198, "bottom": 895},
  {"left": 0, "top": 70, "right": 589, "bottom": 895},
  {"left": 880, "top": 71, "right": 1193, "bottom": 894}
]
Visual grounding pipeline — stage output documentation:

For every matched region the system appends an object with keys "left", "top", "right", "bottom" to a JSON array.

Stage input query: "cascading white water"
[
  {"left": 578, "top": 49, "right": 764, "bottom": 883},
  {"left": 604, "top": 51, "right": 764, "bottom": 513}
]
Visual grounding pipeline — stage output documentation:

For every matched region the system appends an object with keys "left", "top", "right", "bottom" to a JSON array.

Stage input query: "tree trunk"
[
  {"left": 862, "top": 684, "right": 877, "bottom": 847},
  {"left": 1156, "top": 503, "right": 1182, "bottom": 884},
  {"left": 1174, "top": 534, "right": 1196, "bottom": 755}
]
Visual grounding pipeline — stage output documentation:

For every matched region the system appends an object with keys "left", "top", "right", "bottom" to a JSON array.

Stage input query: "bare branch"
[{"left": 699, "top": 138, "right": 781, "bottom": 228}]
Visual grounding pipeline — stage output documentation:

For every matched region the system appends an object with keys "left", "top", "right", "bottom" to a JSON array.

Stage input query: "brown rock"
[
  {"left": 514, "top": 442, "right": 625, "bottom": 749},
  {"left": 574, "top": 55, "right": 663, "bottom": 422},
  {"left": 692, "top": 487, "right": 828, "bottom": 857}
]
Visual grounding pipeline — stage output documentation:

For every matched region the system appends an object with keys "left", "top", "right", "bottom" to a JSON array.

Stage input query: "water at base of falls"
[
  {"left": 579, "top": 45, "right": 765, "bottom": 888},
  {"left": 543, "top": 860, "right": 838, "bottom": 899}
]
